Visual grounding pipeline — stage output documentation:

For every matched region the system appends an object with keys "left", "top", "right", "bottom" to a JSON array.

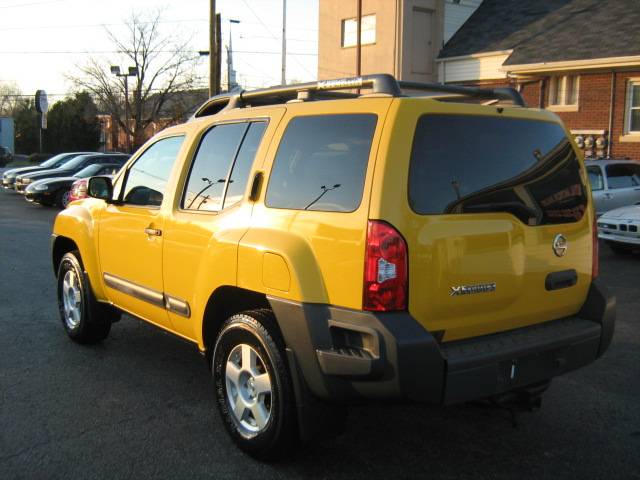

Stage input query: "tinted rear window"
[
  {"left": 408, "top": 115, "right": 587, "bottom": 225},
  {"left": 265, "top": 114, "right": 377, "bottom": 212}
]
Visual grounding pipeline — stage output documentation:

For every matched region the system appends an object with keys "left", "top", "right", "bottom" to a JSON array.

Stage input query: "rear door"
[
  {"left": 162, "top": 110, "right": 283, "bottom": 341},
  {"left": 586, "top": 164, "right": 607, "bottom": 215},
  {"left": 604, "top": 163, "right": 640, "bottom": 210},
  {"left": 377, "top": 102, "right": 593, "bottom": 342}
]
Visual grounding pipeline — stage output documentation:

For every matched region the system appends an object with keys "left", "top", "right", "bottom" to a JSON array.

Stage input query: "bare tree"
[
  {"left": 70, "top": 10, "right": 201, "bottom": 151},
  {"left": 0, "top": 82, "right": 28, "bottom": 117}
]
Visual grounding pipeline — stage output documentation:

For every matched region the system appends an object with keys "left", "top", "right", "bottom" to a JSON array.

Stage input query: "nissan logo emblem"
[{"left": 553, "top": 234, "right": 568, "bottom": 257}]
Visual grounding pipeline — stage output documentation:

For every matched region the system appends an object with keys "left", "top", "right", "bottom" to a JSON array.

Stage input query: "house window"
[
  {"left": 625, "top": 81, "right": 640, "bottom": 134},
  {"left": 548, "top": 75, "right": 579, "bottom": 106},
  {"left": 341, "top": 14, "right": 376, "bottom": 48}
]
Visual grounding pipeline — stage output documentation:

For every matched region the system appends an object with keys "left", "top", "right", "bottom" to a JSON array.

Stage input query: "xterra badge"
[{"left": 450, "top": 282, "right": 497, "bottom": 296}]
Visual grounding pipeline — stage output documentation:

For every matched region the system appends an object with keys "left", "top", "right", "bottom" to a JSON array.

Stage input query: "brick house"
[
  {"left": 97, "top": 88, "right": 209, "bottom": 153},
  {"left": 437, "top": 0, "right": 640, "bottom": 160}
]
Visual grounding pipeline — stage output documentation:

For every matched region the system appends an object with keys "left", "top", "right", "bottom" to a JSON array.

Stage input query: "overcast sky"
[{"left": 0, "top": 0, "right": 319, "bottom": 103}]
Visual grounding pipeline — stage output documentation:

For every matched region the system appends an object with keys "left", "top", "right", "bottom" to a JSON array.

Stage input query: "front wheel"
[
  {"left": 212, "top": 310, "right": 297, "bottom": 460},
  {"left": 57, "top": 251, "right": 118, "bottom": 344},
  {"left": 56, "top": 188, "right": 71, "bottom": 208}
]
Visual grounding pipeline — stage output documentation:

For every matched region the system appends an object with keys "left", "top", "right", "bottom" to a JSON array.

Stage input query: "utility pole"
[
  {"left": 281, "top": 0, "right": 287, "bottom": 85},
  {"left": 356, "top": 0, "right": 362, "bottom": 77},
  {"left": 209, "top": 0, "right": 219, "bottom": 97},
  {"left": 215, "top": 13, "right": 221, "bottom": 94}
]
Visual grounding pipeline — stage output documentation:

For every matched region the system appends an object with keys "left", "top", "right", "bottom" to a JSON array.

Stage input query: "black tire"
[
  {"left": 212, "top": 309, "right": 297, "bottom": 460},
  {"left": 57, "top": 250, "right": 119, "bottom": 344},
  {"left": 607, "top": 241, "right": 634, "bottom": 255},
  {"left": 55, "top": 188, "right": 71, "bottom": 208}
]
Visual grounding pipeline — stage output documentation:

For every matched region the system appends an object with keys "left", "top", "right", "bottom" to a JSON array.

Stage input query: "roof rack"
[{"left": 192, "top": 73, "right": 525, "bottom": 118}]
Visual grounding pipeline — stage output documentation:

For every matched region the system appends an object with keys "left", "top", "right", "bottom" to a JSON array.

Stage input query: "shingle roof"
[{"left": 439, "top": 0, "right": 640, "bottom": 65}]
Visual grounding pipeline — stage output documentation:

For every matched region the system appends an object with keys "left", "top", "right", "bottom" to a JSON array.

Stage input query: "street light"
[
  {"left": 227, "top": 19, "right": 240, "bottom": 91},
  {"left": 111, "top": 65, "right": 138, "bottom": 153}
]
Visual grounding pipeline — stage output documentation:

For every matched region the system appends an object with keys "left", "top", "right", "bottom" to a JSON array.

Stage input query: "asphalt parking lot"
[{"left": 1, "top": 185, "right": 639, "bottom": 480}]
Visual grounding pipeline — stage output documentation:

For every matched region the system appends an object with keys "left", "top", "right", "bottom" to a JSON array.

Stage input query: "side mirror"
[{"left": 87, "top": 176, "right": 114, "bottom": 202}]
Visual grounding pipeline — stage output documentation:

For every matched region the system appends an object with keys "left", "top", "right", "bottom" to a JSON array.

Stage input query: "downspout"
[{"left": 607, "top": 71, "right": 616, "bottom": 159}]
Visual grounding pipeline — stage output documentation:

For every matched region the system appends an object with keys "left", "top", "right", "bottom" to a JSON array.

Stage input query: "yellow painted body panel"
[
  {"left": 53, "top": 199, "right": 109, "bottom": 300},
  {"left": 161, "top": 107, "right": 286, "bottom": 342},
  {"left": 237, "top": 98, "right": 393, "bottom": 310},
  {"left": 262, "top": 253, "right": 291, "bottom": 292},
  {"left": 369, "top": 98, "right": 594, "bottom": 341}
]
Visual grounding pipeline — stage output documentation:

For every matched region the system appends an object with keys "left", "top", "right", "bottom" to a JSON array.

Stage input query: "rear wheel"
[
  {"left": 57, "top": 250, "right": 119, "bottom": 344},
  {"left": 212, "top": 310, "right": 297, "bottom": 460}
]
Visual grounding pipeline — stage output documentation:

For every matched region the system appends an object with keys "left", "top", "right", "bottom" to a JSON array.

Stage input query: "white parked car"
[
  {"left": 586, "top": 159, "right": 640, "bottom": 215},
  {"left": 597, "top": 203, "right": 640, "bottom": 254}
]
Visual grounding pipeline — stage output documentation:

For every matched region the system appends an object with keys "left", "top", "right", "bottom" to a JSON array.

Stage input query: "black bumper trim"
[{"left": 268, "top": 281, "right": 615, "bottom": 405}]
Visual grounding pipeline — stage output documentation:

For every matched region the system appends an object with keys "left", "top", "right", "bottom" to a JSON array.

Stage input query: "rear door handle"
[
  {"left": 144, "top": 227, "right": 162, "bottom": 237},
  {"left": 545, "top": 269, "right": 577, "bottom": 291},
  {"left": 603, "top": 193, "right": 613, "bottom": 199}
]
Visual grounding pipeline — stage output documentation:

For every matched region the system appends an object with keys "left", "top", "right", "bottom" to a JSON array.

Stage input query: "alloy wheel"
[{"left": 225, "top": 343, "right": 273, "bottom": 434}]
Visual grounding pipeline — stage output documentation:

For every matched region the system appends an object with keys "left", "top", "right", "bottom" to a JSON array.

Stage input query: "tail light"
[
  {"left": 70, "top": 180, "right": 88, "bottom": 201},
  {"left": 592, "top": 215, "right": 599, "bottom": 279},
  {"left": 363, "top": 220, "right": 408, "bottom": 311}
]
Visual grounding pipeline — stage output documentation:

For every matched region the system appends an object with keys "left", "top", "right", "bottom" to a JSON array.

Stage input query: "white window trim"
[
  {"left": 341, "top": 14, "right": 376, "bottom": 49},
  {"left": 622, "top": 78, "right": 640, "bottom": 141},
  {"left": 547, "top": 75, "right": 580, "bottom": 112}
]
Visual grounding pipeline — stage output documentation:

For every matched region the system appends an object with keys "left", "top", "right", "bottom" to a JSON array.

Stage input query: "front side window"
[
  {"left": 606, "top": 163, "right": 640, "bottom": 189},
  {"left": 586, "top": 166, "right": 604, "bottom": 191},
  {"left": 626, "top": 81, "right": 640, "bottom": 134},
  {"left": 182, "top": 123, "right": 247, "bottom": 212},
  {"left": 548, "top": 75, "right": 579, "bottom": 106},
  {"left": 266, "top": 114, "right": 377, "bottom": 212},
  {"left": 409, "top": 115, "right": 588, "bottom": 225},
  {"left": 342, "top": 14, "right": 376, "bottom": 47},
  {"left": 121, "top": 135, "right": 184, "bottom": 207}
]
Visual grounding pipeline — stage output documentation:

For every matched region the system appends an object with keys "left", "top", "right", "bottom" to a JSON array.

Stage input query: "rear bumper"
[{"left": 269, "top": 280, "right": 615, "bottom": 405}]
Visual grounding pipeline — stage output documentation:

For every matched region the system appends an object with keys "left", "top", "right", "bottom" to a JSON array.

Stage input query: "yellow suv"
[{"left": 51, "top": 74, "right": 615, "bottom": 459}]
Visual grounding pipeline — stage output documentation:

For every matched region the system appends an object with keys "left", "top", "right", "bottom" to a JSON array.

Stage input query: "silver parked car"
[{"left": 586, "top": 159, "right": 640, "bottom": 215}]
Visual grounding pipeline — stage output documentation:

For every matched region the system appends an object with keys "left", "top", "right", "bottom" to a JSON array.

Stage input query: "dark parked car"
[
  {"left": 0, "top": 146, "right": 12, "bottom": 167},
  {"left": 14, "top": 154, "right": 129, "bottom": 193},
  {"left": 3, "top": 152, "right": 95, "bottom": 189},
  {"left": 25, "top": 163, "right": 123, "bottom": 207}
]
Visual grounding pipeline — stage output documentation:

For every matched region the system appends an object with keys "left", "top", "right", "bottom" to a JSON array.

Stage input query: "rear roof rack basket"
[{"left": 193, "top": 73, "right": 525, "bottom": 118}]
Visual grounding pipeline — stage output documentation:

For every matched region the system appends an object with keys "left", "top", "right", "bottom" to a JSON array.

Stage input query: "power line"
[
  {"left": 0, "top": 0, "right": 64, "bottom": 9},
  {"left": 239, "top": 0, "right": 316, "bottom": 79},
  {"left": 0, "top": 18, "right": 209, "bottom": 32},
  {"left": 0, "top": 49, "right": 317, "bottom": 56}
]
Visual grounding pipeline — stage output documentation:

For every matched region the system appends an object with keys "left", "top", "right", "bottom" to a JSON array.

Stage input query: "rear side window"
[
  {"left": 224, "top": 122, "right": 267, "bottom": 208},
  {"left": 606, "top": 163, "right": 640, "bottom": 189},
  {"left": 408, "top": 115, "right": 587, "bottom": 225},
  {"left": 587, "top": 166, "right": 604, "bottom": 191},
  {"left": 265, "top": 114, "right": 377, "bottom": 212},
  {"left": 182, "top": 123, "right": 247, "bottom": 212}
]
